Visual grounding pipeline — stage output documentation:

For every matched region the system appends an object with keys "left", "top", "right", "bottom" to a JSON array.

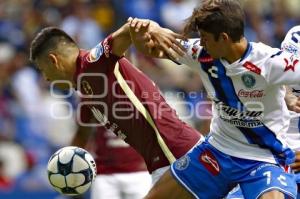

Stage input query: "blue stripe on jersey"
[{"left": 199, "top": 49, "right": 295, "bottom": 165}]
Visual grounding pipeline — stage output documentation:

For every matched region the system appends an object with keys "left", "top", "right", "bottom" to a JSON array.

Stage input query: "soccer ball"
[{"left": 47, "top": 146, "right": 97, "bottom": 195}]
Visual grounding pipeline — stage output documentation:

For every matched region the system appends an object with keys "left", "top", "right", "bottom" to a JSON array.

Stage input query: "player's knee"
[{"left": 259, "top": 190, "right": 284, "bottom": 199}]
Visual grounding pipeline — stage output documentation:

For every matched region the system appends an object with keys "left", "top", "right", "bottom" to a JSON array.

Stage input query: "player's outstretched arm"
[
  {"left": 110, "top": 21, "right": 132, "bottom": 57},
  {"left": 128, "top": 17, "right": 186, "bottom": 60}
]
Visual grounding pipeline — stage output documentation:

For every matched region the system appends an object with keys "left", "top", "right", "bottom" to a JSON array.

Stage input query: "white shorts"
[
  {"left": 91, "top": 171, "right": 152, "bottom": 199},
  {"left": 150, "top": 138, "right": 204, "bottom": 185},
  {"left": 151, "top": 166, "right": 170, "bottom": 185}
]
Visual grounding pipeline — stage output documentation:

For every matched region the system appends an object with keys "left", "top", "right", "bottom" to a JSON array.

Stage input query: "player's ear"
[
  {"left": 49, "top": 53, "right": 59, "bottom": 67},
  {"left": 220, "top": 32, "right": 229, "bottom": 42}
]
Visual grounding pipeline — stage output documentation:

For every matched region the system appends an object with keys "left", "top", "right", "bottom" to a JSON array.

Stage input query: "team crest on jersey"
[
  {"left": 241, "top": 74, "right": 256, "bottom": 89},
  {"left": 87, "top": 43, "right": 103, "bottom": 63},
  {"left": 81, "top": 80, "right": 94, "bottom": 95},
  {"left": 174, "top": 155, "right": 190, "bottom": 171}
]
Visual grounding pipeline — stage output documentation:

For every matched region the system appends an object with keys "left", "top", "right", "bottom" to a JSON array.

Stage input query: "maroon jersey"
[
  {"left": 74, "top": 35, "right": 202, "bottom": 173},
  {"left": 89, "top": 127, "right": 147, "bottom": 174}
]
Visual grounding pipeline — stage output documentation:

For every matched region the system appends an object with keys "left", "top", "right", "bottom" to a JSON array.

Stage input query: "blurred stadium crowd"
[{"left": 0, "top": 0, "right": 300, "bottom": 198}]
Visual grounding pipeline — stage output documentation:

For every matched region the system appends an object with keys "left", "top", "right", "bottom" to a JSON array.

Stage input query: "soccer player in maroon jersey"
[{"left": 29, "top": 21, "right": 203, "bottom": 185}]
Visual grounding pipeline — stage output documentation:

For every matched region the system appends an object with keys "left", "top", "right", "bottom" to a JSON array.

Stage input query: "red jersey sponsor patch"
[
  {"left": 242, "top": 61, "right": 261, "bottom": 74},
  {"left": 198, "top": 56, "right": 213, "bottom": 63}
]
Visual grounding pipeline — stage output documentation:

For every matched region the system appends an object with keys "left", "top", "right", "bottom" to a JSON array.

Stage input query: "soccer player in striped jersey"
[{"left": 129, "top": 0, "right": 300, "bottom": 198}]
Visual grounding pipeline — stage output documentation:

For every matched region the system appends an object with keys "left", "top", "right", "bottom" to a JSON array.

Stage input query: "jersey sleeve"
[
  {"left": 263, "top": 50, "right": 300, "bottom": 85},
  {"left": 84, "top": 35, "right": 120, "bottom": 64},
  {"left": 173, "top": 38, "right": 203, "bottom": 71}
]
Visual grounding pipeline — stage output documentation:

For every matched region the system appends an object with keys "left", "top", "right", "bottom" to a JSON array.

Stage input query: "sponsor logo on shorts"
[
  {"left": 199, "top": 150, "right": 220, "bottom": 176},
  {"left": 87, "top": 43, "right": 103, "bottom": 63},
  {"left": 174, "top": 155, "right": 190, "bottom": 171}
]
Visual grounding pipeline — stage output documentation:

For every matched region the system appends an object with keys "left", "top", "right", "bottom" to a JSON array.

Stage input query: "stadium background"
[{"left": 0, "top": 0, "right": 299, "bottom": 199}]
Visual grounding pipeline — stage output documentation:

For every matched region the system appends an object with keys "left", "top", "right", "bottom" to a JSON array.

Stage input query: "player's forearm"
[
  {"left": 128, "top": 18, "right": 185, "bottom": 59},
  {"left": 111, "top": 21, "right": 132, "bottom": 57}
]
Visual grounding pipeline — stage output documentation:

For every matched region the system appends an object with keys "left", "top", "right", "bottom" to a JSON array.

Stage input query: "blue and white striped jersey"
[
  {"left": 177, "top": 38, "right": 300, "bottom": 165},
  {"left": 281, "top": 25, "right": 300, "bottom": 151}
]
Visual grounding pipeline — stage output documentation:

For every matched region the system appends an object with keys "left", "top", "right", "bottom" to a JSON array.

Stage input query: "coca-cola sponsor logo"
[{"left": 238, "top": 89, "right": 264, "bottom": 98}]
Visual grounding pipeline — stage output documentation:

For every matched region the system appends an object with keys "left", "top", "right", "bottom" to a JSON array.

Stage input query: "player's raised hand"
[
  {"left": 128, "top": 17, "right": 162, "bottom": 57},
  {"left": 128, "top": 17, "right": 151, "bottom": 33},
  {"left": 128, "top": 17, "right": 186, "bottom": 59},
  {"left": 291, "top": 150, "right": 300, "bottom": 173}
]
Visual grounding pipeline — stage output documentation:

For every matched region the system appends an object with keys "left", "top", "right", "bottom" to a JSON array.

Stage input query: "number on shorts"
[
  {"left": 263, "top": 171, "right": 271, "bottom": 185},
  {"left": 277, "top": 175, "right": 287, "bottom": 186}
]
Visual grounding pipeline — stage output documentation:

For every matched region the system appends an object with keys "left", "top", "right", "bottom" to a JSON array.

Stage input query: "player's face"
[
  {"left": 35, "top": 56, "right": 70, "bottom": 90},
  {"left": 198, "top": 30, "right": 225, "bottom": 59}
]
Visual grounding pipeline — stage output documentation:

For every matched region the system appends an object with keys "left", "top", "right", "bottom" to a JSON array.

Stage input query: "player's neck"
[
  {"left": 223, "top": 37, "right": 248, "bottom": 64},
  {"left": 64, "top": 51, "right": 78, "bottom": 87}
]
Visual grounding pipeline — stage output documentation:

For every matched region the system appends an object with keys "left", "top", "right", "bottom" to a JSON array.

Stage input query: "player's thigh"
[
  {"left": 144, "top": 169, "right": 194, "bottom": 199},
  {"left": 119, "top": 171, "right": 152, "bottom": 199},
  {"left": 296, "top": 173, "right": 300, "bottom": 199},
  {"left": 226, "top": 186, "right": 290, "bottom": 199},
  {"left": 240, "top": 164, "right": 297, "bottom": 199},
  {"left": 259, "top": 190, "right": 284, "bottom": 199},
  {"left": 91, "top": 175, "right": 121, "bottom": 199},
  {"left": 170, "top": 141, "right": 235, "bottom": 199},
  {"left": 151, "top": 166, "right": 170, "bottom": 185}
]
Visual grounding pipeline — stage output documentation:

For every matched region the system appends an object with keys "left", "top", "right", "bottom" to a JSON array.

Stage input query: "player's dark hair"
[
  {"left": 29, "top": 27, "right": 77, "bottom": 62},
  {"left": 183, "top": 0, "right": 245, "bottom": 42}
]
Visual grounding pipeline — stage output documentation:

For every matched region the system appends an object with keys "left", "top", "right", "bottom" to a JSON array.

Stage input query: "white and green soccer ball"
[{"left": 47, "top": 146, "right": 97, "bottom": 196}]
